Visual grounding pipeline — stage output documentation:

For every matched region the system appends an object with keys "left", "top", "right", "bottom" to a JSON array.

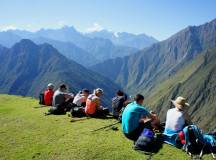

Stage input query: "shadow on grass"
[
  {"left": 70, "top": 117, "right": 91, "bottom": 123},
  {"left": 33, "top": 105, "right": 47, "bottom": 109}
]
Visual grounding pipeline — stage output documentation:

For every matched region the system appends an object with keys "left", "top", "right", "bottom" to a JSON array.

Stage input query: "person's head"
[
  {"left": 134, "top": 94, "right": 144, "bottom": 105},
  {"left": 82, "top": 88, "right": 90, "bottom": 97},
  {"left": 94, "top": 88, "right": 103, "bottom": 97},
  {"left": 116, "top": 90, "right": 124, "bottom": 97},
  {"left": 59, "top": 84, "right": 67, "bottom": 92},
  {"left": 47, "top": 83, "right": 54, "bottom": 90},
  {"left": 171, "top": 96, "right": 190, "bottom": 111}
]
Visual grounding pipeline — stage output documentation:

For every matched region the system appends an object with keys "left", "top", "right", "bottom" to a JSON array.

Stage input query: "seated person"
[
  {"left": 85, "top": 88, "right": 109, "bottom": 117},
  {"left": 44, "top": 83, "right": 54, "bottom": 106},
  {"left": 52, "top": 84, "right": 74, "bottom": 112},
  {"left": 163, "top": 96, "right": 192, "bottom": 146},
  {"left": 112, "top": 90, "right": 127, "bottom": 119},
  {"left": 73, "top": 89, "right": 90, "bottom": 107},
  {"left": 122, "top": 94, "right": 160, "bottom": 142}
]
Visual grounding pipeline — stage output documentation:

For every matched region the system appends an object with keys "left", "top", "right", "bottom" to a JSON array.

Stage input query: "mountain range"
[
  {"left": 91, "top": 19, "right": 216, "bottom": 131},
  {"left": 0, "top": 27, "right": 157, "bottom": 66},
  {"left": 0, "top": 39, "right": 120, "bottom": 106},
  {"left": 0, "top": 19, "right": 216, "bottom": 131},
  {"left": 86, "top": 30, "right": 158, "bottom": 49}
]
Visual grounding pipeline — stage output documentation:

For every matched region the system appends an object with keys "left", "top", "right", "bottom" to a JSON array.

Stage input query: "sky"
[{"left": 0, "top": 0, "right": 216, "bottom": 40}]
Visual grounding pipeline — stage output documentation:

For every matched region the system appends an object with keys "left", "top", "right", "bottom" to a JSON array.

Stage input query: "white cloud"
[
  {"left": 57, "top": 20, "right": 67, "bottom": 28},
  {"left": 0, "top": 25, "right": 17, "bottom": 31},
  {"left": 86, "top": 23, "right": 104, "bottom": 32}
]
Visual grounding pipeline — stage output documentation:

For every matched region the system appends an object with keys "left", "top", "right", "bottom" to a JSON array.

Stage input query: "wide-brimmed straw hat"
[{"left": 171, "top": 96, "right": 190, "bottom": 110}]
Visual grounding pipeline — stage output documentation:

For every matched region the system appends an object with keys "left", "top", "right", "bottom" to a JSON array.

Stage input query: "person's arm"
[
  {"left": 64, "top": 93, "right": 74, "bottom": 100},
  {"left": 94, "top": 97, "right": 101, "bottom": 109},
  {"left": 139, "top": 110, "right": 161, "bottom": 129}
]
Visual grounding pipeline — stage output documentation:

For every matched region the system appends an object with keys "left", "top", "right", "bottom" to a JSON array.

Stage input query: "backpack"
[
  {"left": 182, "top": 125, "right": 216, "bottom": 158},
  {"left": 47, "top": 105, "right": 66, "bottom": 115},
  {"left": 134, "top": 128, "right": 163, "bottom": 154},
  {"left": 112, "top": 96, "right": 125, "bottom": 119},
  {"left": 70, "top": 107, "right": 86, "bottom": 117},
  {"left": 39, "top": 93, "right": 45, "bottom": 105}
]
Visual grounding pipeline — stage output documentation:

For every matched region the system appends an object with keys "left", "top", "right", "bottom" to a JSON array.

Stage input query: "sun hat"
[
  {"left": 47, "top": 83, "right": 54, "bottom": 89},
  {"left": 171, "top": 96, "right": 190, "bottom": 110},
  {"left": 95, "top": 88, "right": 104, "bottom": 94}
]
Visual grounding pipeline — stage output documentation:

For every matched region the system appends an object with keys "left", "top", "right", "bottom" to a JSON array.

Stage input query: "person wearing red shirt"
[{"left": 44, "top": 83, "right": 54, "bottom": 106}]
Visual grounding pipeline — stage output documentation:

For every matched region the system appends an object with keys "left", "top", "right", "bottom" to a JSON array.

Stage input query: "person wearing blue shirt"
[{"left": 122, "top": 94, "right": 152, "bottom": 141}]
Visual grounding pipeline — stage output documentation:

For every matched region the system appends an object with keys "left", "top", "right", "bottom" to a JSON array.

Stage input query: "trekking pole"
[{"left": 91, "top": 121, "right": 120, "bottom": 132}]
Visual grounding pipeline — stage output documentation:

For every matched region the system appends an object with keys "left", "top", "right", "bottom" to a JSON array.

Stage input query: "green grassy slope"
[
  {"left": 145, "top": 47, "right": 216, "bottom": 131},
  {"left": 0, "top": 95, "right": 213, "bottom": 160}
]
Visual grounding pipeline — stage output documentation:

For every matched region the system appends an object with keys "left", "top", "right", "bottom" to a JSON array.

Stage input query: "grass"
[{"left": 0, "top": 94, "right": 213, "bottom": 160}]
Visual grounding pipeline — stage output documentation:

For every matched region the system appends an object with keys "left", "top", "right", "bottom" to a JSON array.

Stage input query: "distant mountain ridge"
[
  {"left": 0, "top": 39, "right": 120, "bottom": 106},
  {"left": 85, "top": 29, "right": 158, "bottom": 49},
  {"left": 0, "top": 26, "right": 157, "bottom": 66}
]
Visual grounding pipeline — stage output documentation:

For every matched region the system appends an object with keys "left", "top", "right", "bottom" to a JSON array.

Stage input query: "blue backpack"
[{"left": 182, "top": 125, "right": 216, "bottom": 158}]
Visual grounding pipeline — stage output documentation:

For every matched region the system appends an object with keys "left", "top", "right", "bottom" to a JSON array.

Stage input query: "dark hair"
[
  {"left": 82, "top": 88, "right": 90, "bottom": 93},
  {"left": 116, "top": 90, "right": 124, "bottom": 96},
  {"left": 59, "top": 84, "right": 67, "bottom": 90},
  {"left": 134, "top": 94, "right": 144, "bottom": 102}
]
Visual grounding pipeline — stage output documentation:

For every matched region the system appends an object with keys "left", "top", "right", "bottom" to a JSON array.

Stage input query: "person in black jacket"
[{"left": 112, "top": 90, "right": 127, "bottom": 119}]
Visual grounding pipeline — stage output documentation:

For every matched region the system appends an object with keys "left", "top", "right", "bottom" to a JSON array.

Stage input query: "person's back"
[
  {"left": 163, "top": 96, "right": 191, "bottom": 146},
  {"left": 165, "top": 108, "right": 185, "bottom": 133},
  {"left": 85, "top": 94, "right": 100, "bottom": 115},
  {"left": 112, "top": 95, "right": 125, "bottom": 118},
  {"left": 52, "top": 89, "right": 65, "bottom": 107},
  {"left": 43, "top": 83, "right": 54, "bottom": 106},
  {"left": 44, "top": 89, "right": 54, "bottom": 106},
  {"left": 73, "top": 89, "right": 89, "bottom": 107},
  {"left": 122, "top": 101, "right": 149, "bottom": 134}
]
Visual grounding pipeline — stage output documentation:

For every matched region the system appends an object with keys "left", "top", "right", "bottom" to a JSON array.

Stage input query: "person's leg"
[
  {"left": 62, "top": 99, "right": 74, "bottom": 111},
  {"left": 124, "top": 123, "right": 146, "bottom": 141},
  {"left": 102, "top": 108, "right": 109, "bottom": 115}
]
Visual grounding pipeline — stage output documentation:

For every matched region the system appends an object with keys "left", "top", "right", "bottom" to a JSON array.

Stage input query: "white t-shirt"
[
  {"left": 165, "top": 108, "right": 185, "bottom": 132},
  {"left": 73, "top": 93, "right": 87, "bottom": 106}
]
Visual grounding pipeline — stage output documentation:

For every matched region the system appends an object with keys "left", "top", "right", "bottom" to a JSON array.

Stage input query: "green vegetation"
[
  {"left": 145, "top": 47, "right": 216, "bottom": 131},
  {"left": 0, "top": 95, "right": 213, "bottom": 160},
  {"left": 91, "top": 19, "right": 216, "bottom": 132}
]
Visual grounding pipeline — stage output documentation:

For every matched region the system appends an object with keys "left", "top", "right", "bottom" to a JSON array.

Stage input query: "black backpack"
[
  {"left": 182, "top": 125, "right": 216, "bottom": 158},
  {"left": 39, "top": 93, "right": 45, "bottom": 105},
  {"left": 134, "top": 128, "right": 163, "bottom": 154},
  {"left": 70, "top": 107, "right": 86, "bottom": 117},
  {"left": 112, "top": 96, "right": 125, "bottom": 119},
  {"left": 47, "top": 105, "right": 66, "bottom": 115}
]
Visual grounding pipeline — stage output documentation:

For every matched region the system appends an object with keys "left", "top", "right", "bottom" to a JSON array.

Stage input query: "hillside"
[
  {"left": 0, "top": 95, "right": 213, "bottom": 160},
  {"left": 91, "top": 18, "right": 216, "bottom": 94},
  {"left": 0, "top": 39, "right": 120, "bottom": 106},
  {"left": 90, "top": 19, "right": 216, "bottom": 130},
  {"left": 145, "top": 47, "right": 216, "bottom": 131},
  {"left": 32, "top": 37, "right": 98, "bottom": 66}
]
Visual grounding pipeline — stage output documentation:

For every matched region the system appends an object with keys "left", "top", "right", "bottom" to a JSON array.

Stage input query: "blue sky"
[{"left": 0, "top": 0, "right": 216, "bottom": 40}]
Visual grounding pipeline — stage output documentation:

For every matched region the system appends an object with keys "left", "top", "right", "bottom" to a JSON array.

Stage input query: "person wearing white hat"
[
  {"left": 44, "top": 83, "right": 55, "bottom": 106},
  {"left": 163, "top": 96, "right": 192, "bottom": 146}
]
